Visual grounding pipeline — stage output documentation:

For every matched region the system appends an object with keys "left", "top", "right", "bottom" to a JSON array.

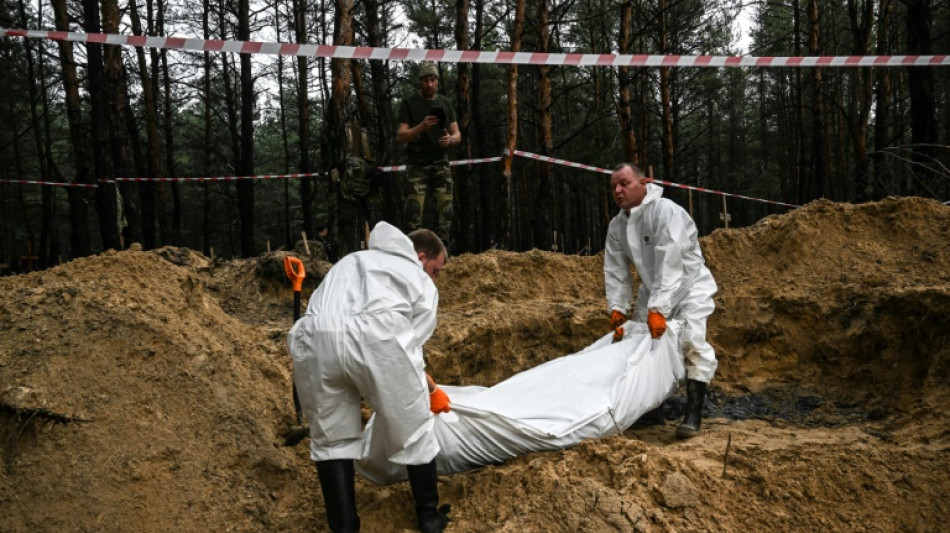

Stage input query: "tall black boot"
[
  {"left": 315, "top": 459, "right": 360, "bottom": 532},
  {"left": 675, "top": 379, "right": 708, "bottom": 439},
  {"left": 406, "top": 459, "right": 451, "bottom": 533}
]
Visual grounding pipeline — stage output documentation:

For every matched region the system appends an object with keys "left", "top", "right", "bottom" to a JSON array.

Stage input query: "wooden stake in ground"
[
  {"left": 720, "top": 196, "right": 731, "bottom": 228},
  {"left": 21, "top": 242, "right": 38, "bottom": 272},
  {"left": 722, "top": 432, "right": 732, "bottom": 477}
]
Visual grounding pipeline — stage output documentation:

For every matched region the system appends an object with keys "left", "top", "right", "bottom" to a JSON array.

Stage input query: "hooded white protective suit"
[
  {"left": 288, "top": 221, "right": 440, "bottom": 465},
  {"left": 604, "top": 183, "right": 718, "bottom": 382}
]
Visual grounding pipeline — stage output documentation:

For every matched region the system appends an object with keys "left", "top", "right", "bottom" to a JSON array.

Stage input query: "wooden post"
[
  {"left": 21, "top": 242, "right": 39, "bottom": 272},
  {"left": 301, "top": 232, "right": 310, "bottom": 256},
  {"left": 688, "top": 189, "right": 694, "bottom": 219},
  {"left": 719, "top": 196, "right": 731, "bottom": 228}
]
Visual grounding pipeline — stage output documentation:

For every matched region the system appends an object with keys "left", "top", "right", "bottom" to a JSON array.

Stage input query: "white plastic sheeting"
[{"left": 357, "top": 320, "right": 686, "bottom": 485}]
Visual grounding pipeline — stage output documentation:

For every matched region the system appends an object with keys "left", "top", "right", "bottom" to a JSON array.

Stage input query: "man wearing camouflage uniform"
[{"left": 396, "top": 62, "right": 461, "bottom": 248}]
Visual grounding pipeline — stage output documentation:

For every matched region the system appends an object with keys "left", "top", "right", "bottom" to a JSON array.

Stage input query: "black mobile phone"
[{"left": 429, "top": 107, "right": 447, "bottom": 128}]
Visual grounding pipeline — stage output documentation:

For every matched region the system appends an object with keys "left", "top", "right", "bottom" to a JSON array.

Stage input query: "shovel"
[{"left": 282, "top": 256, "right": 309, "bottom": 446}]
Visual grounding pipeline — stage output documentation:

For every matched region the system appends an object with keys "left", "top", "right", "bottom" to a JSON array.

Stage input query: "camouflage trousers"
[{"left": 404, "top": 162, "right": 453, "bottom": 245}]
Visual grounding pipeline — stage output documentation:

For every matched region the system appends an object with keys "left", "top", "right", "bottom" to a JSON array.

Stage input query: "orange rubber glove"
[
  {"left": 609, "top": 310, "right": 626, "bottom": 341},
  {"left": 647, "top": 310, "right": 667, "bottom": 339},
  {"left": 429, "top": 386, "right": 450, "bottom": 414}
]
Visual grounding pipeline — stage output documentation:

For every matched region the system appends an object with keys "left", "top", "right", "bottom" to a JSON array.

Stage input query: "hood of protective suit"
[
  {"left": 299, "top": 220, "right": 437, "bottom": 324},
  {"left": 368, "top": 221, "right": 422, "bottom": 266},
  {"left": 625, "top": 183, "right": 664, "bottom": 219}
]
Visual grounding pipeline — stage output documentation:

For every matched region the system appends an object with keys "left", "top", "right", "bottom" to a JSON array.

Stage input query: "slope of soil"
[{"left": 1, "top": 196, "right": 948, "bottom": 532}]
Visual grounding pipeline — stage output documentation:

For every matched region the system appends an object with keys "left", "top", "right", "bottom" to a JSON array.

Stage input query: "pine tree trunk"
[
  {"left": 83, "top": 0, "right": 121, "bottom": 251},
  {"left": 616, "top": 0, "right": 638, "bottom": 163},
  {"left": 455, "top": 0, "right": 473, "bottom": 252},
  {"left": 659, "top": 0, "right": 674, "bottom": 183},
  {"left": 363, "top": 0, "right": 398, "bottom": 226},
  {"left": 793, "top": 0, "right": 807, "bottom": 204},
  {"left": 872, "top": 0, "right": 893, "bottom": 200},
  {"left": 534, "top": 0, "right": 553, "bottom": 251},
  {"left": 17, "top": 0, "right": 52, "bottom": 267},
  {"left": 51, "top": 0, "right": 93, "bottom": 257},
  {"left": 238, "top": 0, "right": 256, "bottom": 257},
  {"left": 503, "top": 0, "right": 525, "bottom": 249},
  {"left": 201, "top": 0, "right": 214, "bottom": 256},
  {"left": 847, "top": 0, "right": 874, "bottom": 202},
  {"left": 158, "top": 0, "right": 180, "bottom": 245},
  {"left": 128, "top": 0, "right": 162, "bottom": 249},
  {"left": 473, "top": 0, "right": 494, "bottom": 250},
  {"left": 905, "top": 0, "right": 937, "bottom": 195},
  {"left": 102, "top": 0, "right": 138, "bottom": 248},
  {"left": 808, "top": 0, "right": 828, "bottom": 200},
  {"left": 327, "top": 0, "right": 359, "bottom": 256},
  {"left": 293, "top": 0, "right": 314, "bottom": 238}
]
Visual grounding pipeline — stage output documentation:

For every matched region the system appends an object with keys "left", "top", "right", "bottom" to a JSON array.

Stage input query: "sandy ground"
[{"left": 1, "top": 196, "right": 948, "bottom": 532}]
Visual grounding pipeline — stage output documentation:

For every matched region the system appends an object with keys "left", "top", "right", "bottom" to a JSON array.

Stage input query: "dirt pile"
[
  {"left": 0, "top": 247, "right": 315, "bottom": 531},
  {"left": 705, "top": 197, "right": 950, "bottom": 434},
  {"left": 1, "top": 197, "right": 948, "bottom": 532}
]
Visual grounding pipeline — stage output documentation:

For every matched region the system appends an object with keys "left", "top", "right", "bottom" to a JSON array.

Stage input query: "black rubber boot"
[
  {"left": 676, "top": 379, "right": 708, "bottom": 439},
  {"left": 315, "top": 459, "right": 360, "bottom": 532},
  {"left": 406, "top": 460, "right": 451, "bottom": 533}
]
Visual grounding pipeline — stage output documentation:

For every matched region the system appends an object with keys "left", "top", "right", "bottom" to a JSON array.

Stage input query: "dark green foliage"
[{"left": 0, "top": 0, "right": 948, "bottom": 267}]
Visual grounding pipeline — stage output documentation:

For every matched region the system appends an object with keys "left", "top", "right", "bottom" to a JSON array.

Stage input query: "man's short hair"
[
  {"left": 613, "top": 163, "right": 646, "bottom": 178},
  {"left": 408, "top": 229, "right": 446, "bottom": 260}
]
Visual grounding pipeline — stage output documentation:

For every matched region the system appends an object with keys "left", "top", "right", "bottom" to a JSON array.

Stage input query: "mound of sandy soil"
[
  {"left": 705, "top": 198, "right": 950, "bottom": 434},
  {"left": 1, "top": 197, "right": 948, "bottom": 532}
]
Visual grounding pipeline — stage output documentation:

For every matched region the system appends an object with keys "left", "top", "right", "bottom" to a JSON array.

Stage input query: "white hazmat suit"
[
  {"left": 288, "top": 222, "right": 440, "bottom": 465},
  {"left": 604, "top": 183, "right": 718, "bottom": 383}
]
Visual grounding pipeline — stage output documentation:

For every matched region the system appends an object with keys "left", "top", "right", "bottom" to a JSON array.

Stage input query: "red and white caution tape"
[
  {"left": 2, "top": 151, "right": 800, "bottom": 208},
  {"left": 1, "top": 151, "right": 799, "bottom": 208},
  {"left": 511, "top": 150, "right": 799, "bottom": 208},
  {"left": 106, "top": 171, "right": 324, "bottom": 183},
  {"left": 378, "top": 156, "right": 503, "bottom": 173},
  {"left": 512, "top": 150, "right": 610, "bottom": 173},
  {"left": 3, "top": 28, "right": 949, "bottom": 68},
  {"left": 5, "top": 157, "right": 502, "bottom": 186},
  {"left": 0, "top": 179, "right": 97, "bottom": 188},
  {"left": 648, "top": 176, "right": 799, "bottom": 208}
]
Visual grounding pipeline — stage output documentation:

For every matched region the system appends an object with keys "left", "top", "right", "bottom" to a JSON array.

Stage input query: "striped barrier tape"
[
  {"left": 512, "top": 150, "right": 609, "bottom": 173},
  {"left": 510, "top": 150, "right": 800, "bottom": 209},
  {"left": 0, "top": 179, "right": 98, "bottom": 188},
  {"left": 0, "top": 151, "right": 798, "bottom": 208},
  {"left": 107, "top": 171, "right": 325, "bottom": 182},
  {"left": 0, "top": 156, "right": 503, "bottom": 186},
  {"left": 377, "top": 156, "right": 503, "bottom": 173},
  {"left": 3, "top": 28, "right": 949, "bottom": 68}
]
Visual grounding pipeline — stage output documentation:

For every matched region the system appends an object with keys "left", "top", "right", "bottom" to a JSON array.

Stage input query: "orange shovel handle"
[{"left": 283, "top": 256, "right": 306, "bottom": 292}]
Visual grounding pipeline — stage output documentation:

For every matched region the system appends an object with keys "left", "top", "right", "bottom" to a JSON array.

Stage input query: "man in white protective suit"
[
  {"left": 288, "top": 221, "right": 452, "bottom": 533},
  {"left": 604, "top": 163, "right": 718, "bottom": 439}
]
